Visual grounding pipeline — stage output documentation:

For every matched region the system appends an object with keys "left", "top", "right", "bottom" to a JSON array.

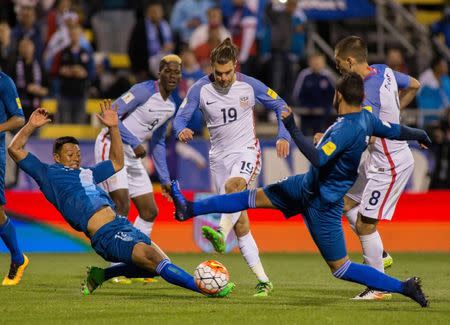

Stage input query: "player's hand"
[
  {"left": 96, "top": 99, "right": 119, "bottom": 128},
  {"left": 133, "top": 144, "right": 147, "bottom": 158},
  {"left": 178, "top": 128, "right": 194, "bottom": 143},
  {"left": 161, "top": 183, "right": 172, "bottom": 202},
  {"left": 281, "top": 106, "right": 293, "bottom": 120},
  {"left": 419, "top": 132, "right": 432, "bottom": 150},
  {"left": 276, "top": 139, "right": 290, "bottom": 158},
  {"left": 29, "top": 108, "right": 51, "bottom": 129},
  {"left": 313, "top": 133, "right": 324, "bottom": 145}
]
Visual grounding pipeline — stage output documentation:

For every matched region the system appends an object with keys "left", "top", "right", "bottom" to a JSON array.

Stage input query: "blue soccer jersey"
[
  {"left": 18, "top": 153, "right": 116, "bottom": 236},
  {"left": 300, "top": 109, "right": 406, "bottom": 209}
]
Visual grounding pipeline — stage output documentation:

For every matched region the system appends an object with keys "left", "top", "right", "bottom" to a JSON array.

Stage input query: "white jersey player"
[
  {"left": 94, "top": 55, "right": 182, "bottom": 255},
  {"left": 173, "top": 38, "right": 290, "bottom": 296},
  {"left": 334, "top": 36, "right": 421, "bottom": 300}
]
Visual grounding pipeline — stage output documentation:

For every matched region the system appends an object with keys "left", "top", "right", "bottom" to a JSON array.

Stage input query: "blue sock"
[
  {"left": 156, "top": 259, "right": 200, "bottom": 293},
  {"left": 104, "top": 263, "right": 157, "bottom": 280},
  {"left": 0, "top": 217, "right": 24, "bottom": 265},
  {"left": 334, "top": 260, "right": 405, "bottom": 293},
  {"left": 192, "top": 189, "right": 256, "bottom": 216}
]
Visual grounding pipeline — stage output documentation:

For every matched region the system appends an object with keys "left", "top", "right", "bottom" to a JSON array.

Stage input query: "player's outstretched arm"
[
  {"left": 96, "top": 99, "right": 124, "bottom": 172},
  {"left": 8, "top": 108, "right": 51, "bottom": 162}
]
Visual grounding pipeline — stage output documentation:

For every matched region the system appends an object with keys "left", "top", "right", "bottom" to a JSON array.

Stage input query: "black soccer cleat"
[
  {"left": 170, "top": 180, "right": 194, "bottom": 221},
  {"left": 403, "top": 277, "right": 429, "bottom": 307}
]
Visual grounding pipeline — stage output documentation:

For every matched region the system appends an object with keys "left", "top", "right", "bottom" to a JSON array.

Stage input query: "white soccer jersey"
[{"left": 173, "top": 72, "right": 290, "bottom": 157}]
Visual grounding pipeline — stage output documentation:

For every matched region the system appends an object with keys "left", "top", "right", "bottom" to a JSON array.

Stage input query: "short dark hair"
[
  {"left": 336, "top": 73, "right": 365, "bottom": 106},
  {"left": 53, "top": 136, "right": 79, "bottom": 154},
  {"left": 335, "top": 36, "right": 368, "bottom": 63},
  {"left": 210, "top": 38, "right": 238, "bottom": 65}
]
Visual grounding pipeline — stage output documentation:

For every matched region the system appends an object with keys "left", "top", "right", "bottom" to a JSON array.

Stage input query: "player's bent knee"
[
  {"left": 343, "top": 195, "right": 358, "bottom": 213},
  {"left": 224, "top": 178, "right": 247, "bottom": 193},
  {"left": 327, "top": 256, "right": 350, "bottom": 274},
  {"left": 140, "top": 205, "right": 159, "bottom": 222},
  {"left": 355, "top": 215, "right": 378, "bottom": 235},
  {"left": 234, "top": 213, "right": 250, "bottom": 237},
  {"left": 131, "top": 242, "right": 164, "bottom": 271}
]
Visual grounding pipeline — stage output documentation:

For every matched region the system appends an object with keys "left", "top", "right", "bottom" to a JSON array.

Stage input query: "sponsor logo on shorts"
[{"left": 115, "top": 231, "right": 133, "bottom": 242}]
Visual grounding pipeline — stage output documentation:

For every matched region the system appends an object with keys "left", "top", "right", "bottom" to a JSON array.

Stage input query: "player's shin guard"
[
  {"left": 238, "top": 232, "right": 269, "bottom": 283},
  {"left": 219, "top": 212, "right": 241, "bottom": 238},
  {"left": 156, "top": 259, "right": 200, "bottom": 293},
  {"left": 192, "top": 189, "right": 256, "bottom": 216},
  {"left": 0, "top": 217, "right": 24, "bottom": 264},
  {"left": 345, "top": 207, "right": 358, "bottom": 232},
  {"left": 361, "top": 231, "right": 384, "bottom": 272},
  {"left": 104, "top": 263, "right": 157, "bottom": 280},
  {"left": 333, "top": 260, "right": 404, "bottom": 293}
]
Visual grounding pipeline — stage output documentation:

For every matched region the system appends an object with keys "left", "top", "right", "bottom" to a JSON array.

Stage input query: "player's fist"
[
  {"left": 281, "top": 106, "right": 293, "bottom": 120},
  {"left": 313, "top": 133, "right": 324, "bottom": 145},
  {"left": 276, "top": 139, "right": 290, "bottom": 158},
  {"left": 178, "top": 128, "right": 194, "bottom": 143},
  {"left": 133, "top": 144, "right": 147, "bottom": 158},
  {"left": 29, "top": 108, "right": 51, "bottom": 128}
]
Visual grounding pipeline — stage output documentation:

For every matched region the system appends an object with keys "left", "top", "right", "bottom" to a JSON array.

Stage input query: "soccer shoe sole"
[
  {"left": 2, "top": 254, "right": 29, "bottom": 286},
  {"left": 110, "top": 276, "right": 132, "bottom": 285},
  {"left": 383, "top": 254, "right": 394, "bottom": 269},
  {"left": 201, "top": 226, "right": 226, "bottom": 253},
  {"left": 351, "top": 292, "right": 392, "bottom": 300}
]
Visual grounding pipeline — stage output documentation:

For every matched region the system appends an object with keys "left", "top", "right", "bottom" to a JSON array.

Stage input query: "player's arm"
[
  {"left": 173, "top": 82, "right": 202, "bottom": 143},
  {"left": 245, "top": 75, "right": 291, "bottom": 158},
  {"left": 369, "top": 112, "right": 431, "bottom": 149},
  {"left": 394, "top": 71, "right": 420, "bottom": 109},
  {"left": 0, "top": 75, "right": 25, "bottom": 133},
  {"left": 8, "top": 108, "right": 51, "bottom": 163},
  {"left": 150, "top": 120, "right": 171, "bottom": 198},
  {"left": 282, "top": 108, "right": 348, "bottom": 167},
  {"left": 96, "top": 100, "right": 124, "bottom": 173}
]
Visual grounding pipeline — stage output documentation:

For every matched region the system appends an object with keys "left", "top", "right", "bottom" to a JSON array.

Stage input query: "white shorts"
[
  {"left": 94, "top": 129, "right": 153, "bottom": 198},
  {"left": 210, "top": 146, "right": 262, "bottom": 194},
  {"left": 347, "top": 152, "right": 414, "bottom": 220}
]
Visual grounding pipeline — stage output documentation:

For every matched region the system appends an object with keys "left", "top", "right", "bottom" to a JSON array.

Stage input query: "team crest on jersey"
[
  {"left": 15, "top": 98, "right": 22, "bottom": 109},
  {"left": 322, "top": 141, "right": 336, "bottom": 156},
  {"left": 240, "top": 96, "right": 249, "bottom": 108},
  {"left": 267, "top": 88, "right": 278, "bottom": 100},
  {"left": 121, "top": 92, "right": 135, "bottom": 104}
]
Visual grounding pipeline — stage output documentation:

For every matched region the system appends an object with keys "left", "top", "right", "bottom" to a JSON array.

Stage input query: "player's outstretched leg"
[
  {"left": 171, "top": 181, "right": 256, "bottom": 221},
  {"left": 0, "top": 216, "right": 28, "bottom": 286},
  {"left": 332, "top": 259, "right": 428, "bottom": 307}
]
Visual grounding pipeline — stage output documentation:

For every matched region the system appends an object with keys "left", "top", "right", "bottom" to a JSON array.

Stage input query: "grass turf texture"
[{"left": 0, "top": 253, "right": 449, "bottom": 324}]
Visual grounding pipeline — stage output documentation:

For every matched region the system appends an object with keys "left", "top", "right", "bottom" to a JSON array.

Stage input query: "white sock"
[
  {"left": 133, "top": 216, "right": 153, "bottom": 238},
  {"left": 218, "top": 212, "right": 241, "bottom": 238},
  {"left": 360, "top": 231, "right": 384, "bottom": 273},
  {"left": 238, "top": 231, "right": 269, "bottom": 283},
  {"left": 345, "top": 206, "right": 358, "bottom": 232}
]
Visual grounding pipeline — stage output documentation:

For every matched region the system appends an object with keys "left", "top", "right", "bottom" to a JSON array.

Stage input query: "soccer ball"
[{"left": 194, "top": 260, "right": 230, "bottom": 294}]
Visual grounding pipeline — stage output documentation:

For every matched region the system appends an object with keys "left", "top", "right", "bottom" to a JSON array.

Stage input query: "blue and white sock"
[
  {"left": 192, "top": 189, "right": 256, "bottom": 216},
  {"left": 156, "top": 259, "right": 200, "bottom": 293},
  {"left": 104, "top": 263, "right": 157, "bottom": 280},
  {"left": 333, "top": 260, "right": 405, "bottom": 293},
  {"left": 0, "top": 217, "right": 24, "bottom": 265}
]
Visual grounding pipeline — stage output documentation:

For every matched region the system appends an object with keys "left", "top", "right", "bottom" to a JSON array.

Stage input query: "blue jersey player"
[
  {"left": 7, "top": 101, "right": 234, "bottom": 297},
  {"left": 0, "top": 72, "right": 26, "bottom": 286},
  {"left": 170, "top": 73, "right": 430, "bottom": 307}
]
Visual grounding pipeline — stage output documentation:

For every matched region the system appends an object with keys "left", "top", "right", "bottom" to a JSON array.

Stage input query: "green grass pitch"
[{"left": 0, "top": 253, "right": 449, "bottom": 324}]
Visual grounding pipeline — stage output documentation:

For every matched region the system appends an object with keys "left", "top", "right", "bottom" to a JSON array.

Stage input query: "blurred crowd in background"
[{"left": 0, "top": 0, "right": 449, "bottom": 188}]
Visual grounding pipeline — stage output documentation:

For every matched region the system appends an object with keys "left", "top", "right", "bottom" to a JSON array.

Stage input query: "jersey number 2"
[{"left": 221, "top": 108, "right": 237, "bottom": 123}]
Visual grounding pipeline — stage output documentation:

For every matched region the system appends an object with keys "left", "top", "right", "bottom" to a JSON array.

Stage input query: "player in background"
[
  {"left": 173, "top": 38, "right": 291, "bottom": 296},
  {"left": 7, "top": 102, "right": 234, "bottom": 297},
  {"left": 0, "top": 72, "right": 26, "bottom": 286},
  {"left": 171, "top": 73, "right": 430, "bottom": 307},
  {"left": 333, "top": 36, "right": 421, "bottom": 300},
  {"left": 94, "top": 55, "right": 181, "bottom": 273}
]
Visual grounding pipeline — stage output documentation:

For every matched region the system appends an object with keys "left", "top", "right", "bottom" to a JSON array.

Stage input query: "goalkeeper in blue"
[
  {"left": 7, "top": 100, "right": 234, "bottom": 297},
  {"left": 170, "top": 73, "right": 430, "bottom": 307}
]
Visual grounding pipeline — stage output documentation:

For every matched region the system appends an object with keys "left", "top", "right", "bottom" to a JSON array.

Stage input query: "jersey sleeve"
[
  {"left": 367, "top": 110, "right": 401, "bottom": 139},
  {"left": 173, "top": 80, "right": 203, "bottom": 137},
  {"left": 393, "top": 71, "right": 411, "bottom": 90},
  {"left": 90, "top": 160, "right": 116, "bottom": 184},
  {"left": 242, "top": 74, "right": 291, "bottom": 141},
  {"left": 0, "top": 74, "right": 25, "bottom": 119},
  {"left": 316, "top": 126, "right": 355, "bottom": 166},
  {"left": 362, "top": 79, "right": 381, "bottom": 118},
  {"left": 149, "top": 120, "right": 170, "bottom": 184},
  {"left": 114, "top": 82, "right": 153, "bottom": 119},
  {"left": 17, "top": 153, "right": 48, "bottom": 185}
]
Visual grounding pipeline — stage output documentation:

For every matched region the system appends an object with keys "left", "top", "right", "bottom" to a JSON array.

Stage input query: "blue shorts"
[
  {"left": 90, "top": 217, "right": 151, "bottom": 264},
  {"left": 264, "top": 175, "right": 347, "bottom": 261}
]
